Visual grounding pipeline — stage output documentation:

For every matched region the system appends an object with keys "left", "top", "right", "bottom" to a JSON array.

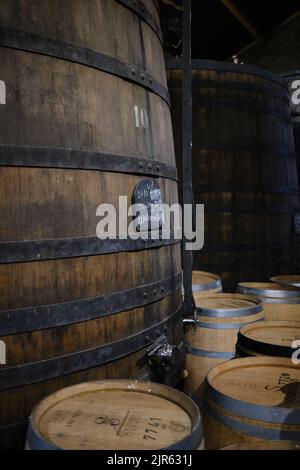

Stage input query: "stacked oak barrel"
[
  {"left": 170, "top": 58, "right": 300, "bottom": 449},
  {"left": 182, "top": 270, "right": 300, "bottom": 449}
]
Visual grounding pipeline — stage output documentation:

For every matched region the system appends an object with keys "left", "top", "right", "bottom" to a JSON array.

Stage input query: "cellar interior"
[{"left": 0, "top": 0, "right": 300, "bottom": 454}]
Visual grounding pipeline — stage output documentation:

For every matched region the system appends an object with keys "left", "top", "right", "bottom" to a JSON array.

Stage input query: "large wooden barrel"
[
  {"left": 237, "top": 282, "right": 300, "bottom": 321},
  {"left": 192, "top": 270, "right": 222, "bottom": 295},
  {"left": 271, "top": 274, "right": 300, "bottom": 288},
  {"left": 0, "top": 0, "right": 182, "bottom": 449},
  {"left": 26, "top": 380, "right": 204, "bottom": 450},
  {"left": 203, "top": 357, "right": 300, "bottom": 449},
  {"left": 282, "top": 72, "right": 300, "bottom": 182},
  {"left": 236, "top": 321, "right": 300, "bottom": 358},
  {"left": 184, "top": 294, "right": 264, "bottom": 402},
  {"left": 167, "top": 60, "right": 299, "bottom": 291}
]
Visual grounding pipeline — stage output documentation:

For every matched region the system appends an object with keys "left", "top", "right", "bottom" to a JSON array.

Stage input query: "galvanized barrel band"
[
  {"left": 165, "top": 421, "right": 203, "bottom": 451},
  {"left": 258, "top": 296, "right": 300, "bottom": 305},
  {"left": 26, "top": 423, "right": 61, "bottom": 451},
  {"left": 0, "top": 27, "right": 169, "bottom": 106},
  {"left": 205, "top": 380, "right": 300, "bottom": 424},
  {"left": 192, "top": 319, "right": 263, "bottom": 330},
  {"left": 204, "top": 398, "right": 300, "bottom": 441},
  {"left": 0, "top": 145, "right": 177, "bottom": 181},
  {"left": 0, "top": 235, "right": 181, "bottom": 265},
  {"left": 237, "top": 332, "right": 296, "bottom": 358},
  {"left": 0, "top": 271, "right": 182, "bottom": 336},
  {"left": 186, "top": 347, "right": 235, "bottom": 359},
  {"left": 192, "top": 279, "right": 222, "bottom": 292},
  {"left": 116, "top": 0, "right": 162, "bottom": 44},
  {"left": 237, "top": 285, "right": 300, "bottom": 299},
  {"left": 195, "top": 303, "right": 263, "bottom": 318},
  {"left": 0, "top": 305, "right": 183, "bottom": 390}
]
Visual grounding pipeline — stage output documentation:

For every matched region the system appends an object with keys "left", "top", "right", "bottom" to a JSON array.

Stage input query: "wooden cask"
[
  {"left": 237, "top": 321, "right": 300, "bottom": 358},
  {"left": 271, "top": 274, "right": 300, "bottom": 288},
  {"left": 192, "top": 270, "right": 222, "bottom": 295},
  {"left": 184, "top": 294, "right": 264, "bottom": 403},
  {"left": 167, "top": 60, "right": 299, "bottom": 291},
  {"left": 222, "top": 441, "right": 300, "bottom": 450},
  {"left": 26, "top": 380, "right": 204, "bottom": 450},
  {"left": 203, "top": 357, "right": 300, "bottom": 449},
  {"left": 237, "top": 282, "right": 300, "bottom": 321},
  {"left": 0, "top": 0, "right": 182, "bottom": 449}
]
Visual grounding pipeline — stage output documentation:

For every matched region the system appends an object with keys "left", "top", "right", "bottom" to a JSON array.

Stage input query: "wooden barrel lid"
[
  {"left": 237, "top": 282, "right": 300, "bottom": 300},
  {"left": 27, "top": 380, "right": 202, "bottom": 450},
  {"left": 192, "top": 271, "right": 222, "bottom": 292},
  {"left": 271, "top": 275, "right": 300, "bottom": 288},
  {"left": 222, "top": 441, "right": 300, "bottom": 450},
  {"left": 238, "top": 321, "right": 300, "bottom": 358},
  {"left": 194, "top": 293, "right": 262, "bottom": 318},
  {"left": 206, "top": 357, "right": 300, "bottom": 409}
]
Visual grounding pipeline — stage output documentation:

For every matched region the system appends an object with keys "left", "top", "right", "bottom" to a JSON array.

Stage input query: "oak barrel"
[
  {"left": 0, "top": 0, "right": 182, "bottom": 449},
  {"left": 192, "top": 270, "right": 222, "bottom": 295},
  {"left": 237, "top": 282, "right": 300, "bottom": 321},
  {"left": 167, "top": 60, "right": 299, "bottom": 290},
  {"left": 236, "top": 321, "right": 300, "bottom": 358},
  {"left": 184, "top": 294, "right": 264, "bottom": 402},
  {"left": 271, "top": 274, "right": 300, "bottom": 288},
  {"left": 203, "top": 357, "right": 300, "bottom": 449},
  {"left": 26, "top": 380, "right": 204, "bottom": 450}
]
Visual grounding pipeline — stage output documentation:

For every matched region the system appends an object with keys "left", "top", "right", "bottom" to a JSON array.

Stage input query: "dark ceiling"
[{"left": 160, "top": 0, "right": 300, "bottom": 60}]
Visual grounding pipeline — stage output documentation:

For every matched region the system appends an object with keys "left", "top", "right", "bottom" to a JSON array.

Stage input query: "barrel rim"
[
  {"left": 166, "top": 59, "right": 287, "bottom": 88},
  {"left": 237, "top": 282, "right": 300, "bottom": 299},
  {"left": 194, "top": 293, "right": 263, "bottom": 318},
  {"left": 205, "top": 357, "right": 300, "bottom": 424},
  {"left": 237, "top": 320, "right": 300, "bottom": 358},
  {"left": 270, "top": 275, "right": 300, "bottom": 288},
  {"left": 186, "top": 346, "right": 235, "bottom": 359},
  {"left": 192, "top": 270, "right": 222, "bottom": 292},
  {"left": 27, "top": 379, "right": 203, "bottom": 451}
]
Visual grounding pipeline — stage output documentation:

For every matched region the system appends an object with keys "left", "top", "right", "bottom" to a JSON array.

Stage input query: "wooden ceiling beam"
[{"left": 219, "top": 0, "right": 264, "bottom": 42}]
